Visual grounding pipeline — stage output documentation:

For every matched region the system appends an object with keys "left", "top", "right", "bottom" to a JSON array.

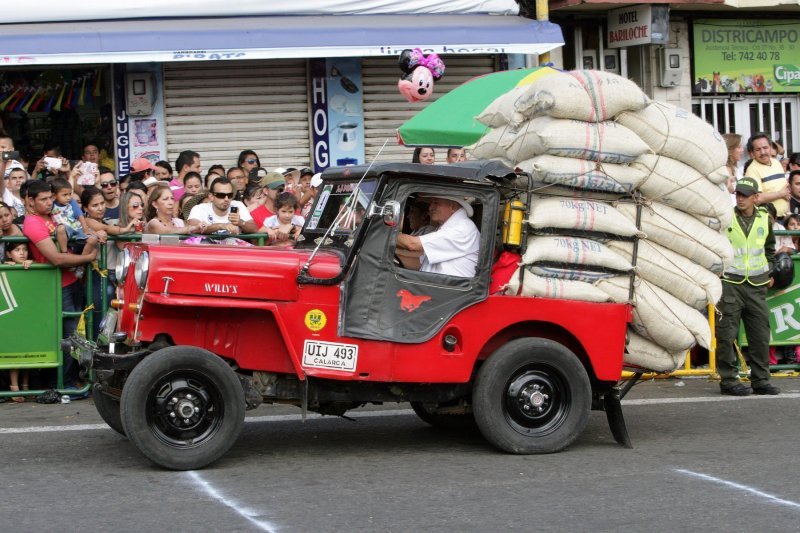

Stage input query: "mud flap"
[{"left": 604, "top": 387, "right": 633, "bottom": 449}]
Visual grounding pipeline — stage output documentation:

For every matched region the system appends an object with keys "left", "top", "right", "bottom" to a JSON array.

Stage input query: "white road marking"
[
  {"left": 186, "top": 470, "right": 278, "bottom": 532},
  {"left": 675, "top": 469, "right": 800, "bottom": 510}
]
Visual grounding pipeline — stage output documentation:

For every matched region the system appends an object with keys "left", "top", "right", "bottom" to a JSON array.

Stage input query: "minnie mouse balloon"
[{"left": 397, "top": 48, "right": 446, "bottom": 103}]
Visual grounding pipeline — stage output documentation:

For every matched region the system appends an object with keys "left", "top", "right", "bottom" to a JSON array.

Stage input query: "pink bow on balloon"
[{"left": 407, "top": 48, "right": 446, "bottom": 79}]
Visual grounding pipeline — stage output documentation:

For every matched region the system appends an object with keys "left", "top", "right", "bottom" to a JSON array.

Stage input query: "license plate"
[{"left": 302, "top": 340, "right": 358, "bottom": 372}]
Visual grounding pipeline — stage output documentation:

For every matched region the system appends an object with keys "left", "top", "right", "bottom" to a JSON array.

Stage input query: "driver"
[{"left": 396, "top": 194, "right": 479, "bottom": 278}]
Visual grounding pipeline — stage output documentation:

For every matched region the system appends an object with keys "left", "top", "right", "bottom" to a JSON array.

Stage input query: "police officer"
[{"left": 717, "top": 177, "right": 780, "bottom": 396}]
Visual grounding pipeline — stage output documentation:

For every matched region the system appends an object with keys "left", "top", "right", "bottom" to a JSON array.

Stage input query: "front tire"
[
  {"left": 94, "top": 390, "right": 125, "bottom": 436},
  {"left": 473, "top": 338, "right": 591, "bottom": 454},
  {"left": 121, "top": 346, "right": 245, "bottom": 470}
]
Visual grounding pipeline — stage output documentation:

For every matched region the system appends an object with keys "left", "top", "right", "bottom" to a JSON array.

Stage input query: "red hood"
[{"left": 142, "top": 243, "right": 341, "bottom": 301}]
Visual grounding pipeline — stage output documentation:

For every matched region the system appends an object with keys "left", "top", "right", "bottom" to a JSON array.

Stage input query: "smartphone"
[
  {"left": 230, "top": 205, "right": 239, "bottom": 214},
  {"left": 44, "top": 156, "right": 62, "bottom": 170},
  {"left": 1, "top": 150, "right": 21, "bottom": 161}
]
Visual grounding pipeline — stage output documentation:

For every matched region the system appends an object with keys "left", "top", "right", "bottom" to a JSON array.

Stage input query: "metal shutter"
[
  {"left": 163, "top": 59, "right": 310, "bottom": 171},
  {"left": 362, "top": 55, "right": 497, "bottom": 163}
]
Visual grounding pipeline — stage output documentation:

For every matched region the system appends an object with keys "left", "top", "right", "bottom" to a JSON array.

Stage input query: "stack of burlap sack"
[{"left": 468, "top": 69, "right": 734, "bottom": 372}]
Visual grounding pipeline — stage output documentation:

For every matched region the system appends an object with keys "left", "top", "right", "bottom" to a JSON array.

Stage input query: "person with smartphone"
[
  {"left": 186, "top": 177, "right": 257, "bottom": 234},
  {"left": 0, "top": 133, "right": 22, "bottom": 214}
]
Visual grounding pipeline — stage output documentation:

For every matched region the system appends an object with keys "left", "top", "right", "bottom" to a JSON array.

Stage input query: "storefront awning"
[{"left": 0, "top": 15, "right": 564, "bottom": 66}]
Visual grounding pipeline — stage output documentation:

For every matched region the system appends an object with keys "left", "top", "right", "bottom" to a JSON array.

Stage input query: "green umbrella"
[{"left": 397, "top": 66, "right": 558, "bottom": 148}]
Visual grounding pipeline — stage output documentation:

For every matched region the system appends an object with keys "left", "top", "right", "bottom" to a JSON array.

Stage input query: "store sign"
[
  {"left": 607, "top": 4, "right": 669, "bottom": 49},
  {"left": 693, "top": 19, "right": 800, "bottom": 94},
  {"left": 112, "top": 66, "right": 131, "bottom": 175},
  {"left": 309, "top": 58, "right": 364, "bottom": 173}
]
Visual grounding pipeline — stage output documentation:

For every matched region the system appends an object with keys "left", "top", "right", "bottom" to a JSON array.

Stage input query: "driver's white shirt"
[
  {"left": 188, "top": 201, "right": 252, "bottom": 224},
  {"left": 418, "top": 208, "right": 479, "bottom": 277}
]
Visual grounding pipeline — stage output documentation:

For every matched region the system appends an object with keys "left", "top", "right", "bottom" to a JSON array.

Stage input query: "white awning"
[{"left": 0, "top": 15, "right": 564, "bottom": 66}]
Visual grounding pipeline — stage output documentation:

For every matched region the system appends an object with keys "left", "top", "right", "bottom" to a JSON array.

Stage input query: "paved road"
[{"left": 2, "top": 377, "right": 799, "bottom": 532}]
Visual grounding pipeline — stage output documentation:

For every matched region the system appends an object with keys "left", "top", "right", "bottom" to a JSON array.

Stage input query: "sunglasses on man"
[
  {"left": 99, "top": 180, "right": 118, "bottom": 188},
  {"left": 212, "top": 192, "right": 235, "bottom": 199}
]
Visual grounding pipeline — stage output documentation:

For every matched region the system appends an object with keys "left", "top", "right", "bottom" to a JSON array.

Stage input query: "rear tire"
[
  {"left": 410, "top": 401, "right": 476, "bottom": 430},
  {"left": 473, "top": 338, "right": 591, "bottom": 454},
  {"left": 121, "top": 346, "right": 245, "bottom": 470}
]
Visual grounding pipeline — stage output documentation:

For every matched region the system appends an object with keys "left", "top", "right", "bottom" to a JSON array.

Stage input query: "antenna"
[{"left": 298, "top": 138, "right": 391, "bottom": 276}]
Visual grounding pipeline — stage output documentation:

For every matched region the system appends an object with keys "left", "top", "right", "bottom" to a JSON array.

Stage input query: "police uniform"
[{"left": 716, "top": 177, "right": 778, "bottom": 395}]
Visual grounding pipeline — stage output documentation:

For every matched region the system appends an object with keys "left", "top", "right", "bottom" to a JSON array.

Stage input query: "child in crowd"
[
  {"left": 784, "top": 214, "right": 800, "bottom": 251},
  {"left": 51, "top": 177, "right": 89, "bottom": 254},
  {"left": 4, "top": 241, "right": 32, "bottom": 402},
  {"left": 297, "top": 169, "right": 315, "bottom": 218},
  {"left": 264, "top": 192, "right": 304, "bottom": 246}
]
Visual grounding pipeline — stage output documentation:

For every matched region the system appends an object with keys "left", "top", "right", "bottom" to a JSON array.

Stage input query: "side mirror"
[{"left": 368, "top": 200, "right": 402, "bottom": 227}]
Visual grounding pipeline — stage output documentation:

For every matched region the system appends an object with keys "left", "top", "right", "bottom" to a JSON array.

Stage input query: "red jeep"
[{"left": 71, "top": 161, "right": 633, "bottom": 470}]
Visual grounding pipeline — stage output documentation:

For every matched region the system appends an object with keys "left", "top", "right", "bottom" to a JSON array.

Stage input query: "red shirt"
[
  {"left": 249, "top": 204, "right": 274, "bottom": 229},
  {"left": 23, "top": 214, "right": 78, "bottom": 287}
]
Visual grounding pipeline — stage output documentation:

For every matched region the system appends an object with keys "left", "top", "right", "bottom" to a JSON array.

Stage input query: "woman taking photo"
[{"left": 144, "top": 185, "right": 202, "bottom": 235}]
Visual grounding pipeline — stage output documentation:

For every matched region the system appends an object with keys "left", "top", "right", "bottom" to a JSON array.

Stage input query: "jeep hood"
[{"left": 143, "top": 244, "right": 341, "bottom": 301}]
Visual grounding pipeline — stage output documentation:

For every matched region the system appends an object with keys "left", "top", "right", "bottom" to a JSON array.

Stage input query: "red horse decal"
[{"left": 396, "top": 289, "right": 431, "bottom": 312}]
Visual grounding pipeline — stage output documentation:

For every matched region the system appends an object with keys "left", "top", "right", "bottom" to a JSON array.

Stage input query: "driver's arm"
[{"left": 396, "top": 233, "right": 423, "bottom": 252}]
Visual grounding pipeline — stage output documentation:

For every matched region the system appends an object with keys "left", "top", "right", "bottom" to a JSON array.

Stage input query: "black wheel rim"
[
  {"left": 146, "top": 370, "right": 225, "bottom": 449},
  {"left": 503, "top": 364, "right": 570, "bottom": 437}
]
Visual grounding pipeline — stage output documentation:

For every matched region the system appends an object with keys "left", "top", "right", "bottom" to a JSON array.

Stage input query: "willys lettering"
[{"left": 204, "top": 282, "right": 239, "bottom": 295}]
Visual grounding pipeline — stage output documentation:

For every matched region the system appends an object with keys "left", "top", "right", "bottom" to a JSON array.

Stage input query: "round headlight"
[
  {"left": 116, "top": 248, "right": 132, "bottom": 282},
  {"left": 134, "top": 251, "right": 150, "bottom": 290}
]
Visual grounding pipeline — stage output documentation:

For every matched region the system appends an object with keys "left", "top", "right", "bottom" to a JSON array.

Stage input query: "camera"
[
  {"left": 1, "top": 150, "right": 21, "bottom": 162},
  {"left": 230, "top": 206, "right": 239, "bottom": 214}
]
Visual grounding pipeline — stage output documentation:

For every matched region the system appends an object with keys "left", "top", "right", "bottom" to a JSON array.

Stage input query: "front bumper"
[{"left": 65, "top": 334, "right": 148, "bottom": 372}]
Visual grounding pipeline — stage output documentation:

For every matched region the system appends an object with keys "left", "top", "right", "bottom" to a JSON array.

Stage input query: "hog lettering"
[{"left": 397, "top": 289, "right": 432, "bottom": 312}]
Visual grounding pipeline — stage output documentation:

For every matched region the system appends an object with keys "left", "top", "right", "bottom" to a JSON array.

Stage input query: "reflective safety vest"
[{"left": 723, "top": 208, "right": 770, "bottom": 285}]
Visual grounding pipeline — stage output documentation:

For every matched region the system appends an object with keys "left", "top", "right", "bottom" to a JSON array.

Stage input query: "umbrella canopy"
[{"left": 397, "top": 66, "right": 558, "bottom": 148}]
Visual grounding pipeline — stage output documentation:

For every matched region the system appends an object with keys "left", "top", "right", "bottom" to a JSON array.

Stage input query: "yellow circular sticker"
[{"left": 304, "top": 309, "right": 327, "bottom": 332}]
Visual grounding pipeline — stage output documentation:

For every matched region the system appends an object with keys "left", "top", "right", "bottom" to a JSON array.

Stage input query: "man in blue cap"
[{"left": 716, "top": 176, "right": 779, "bottom": 396}]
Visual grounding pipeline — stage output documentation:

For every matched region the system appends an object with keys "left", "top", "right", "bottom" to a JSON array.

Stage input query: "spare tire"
[{"left": 772, "top": 251, "right": 795, "bottom": 290}]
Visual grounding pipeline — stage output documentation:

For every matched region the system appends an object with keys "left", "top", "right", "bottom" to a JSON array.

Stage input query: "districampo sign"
[{"left": 693, "top": 19, "right": 800, "bottom": 94}]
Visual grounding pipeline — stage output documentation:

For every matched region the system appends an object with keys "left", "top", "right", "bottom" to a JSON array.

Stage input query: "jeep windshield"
[{"left": 304, "top": 179, "right": 377, "bottom": 237}]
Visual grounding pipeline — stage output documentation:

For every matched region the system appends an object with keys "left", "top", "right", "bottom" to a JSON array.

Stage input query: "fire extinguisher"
[{"left": 502, "top": 199, "right": 524, "bottom": 247}]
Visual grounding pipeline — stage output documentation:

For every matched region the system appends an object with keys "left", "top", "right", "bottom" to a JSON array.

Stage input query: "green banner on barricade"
[
  {"left": 0, "top": 264, "right": 62, "bottom": 368},
  {"left": 739, "top": 255, "right": 800, "bottom": 347}
]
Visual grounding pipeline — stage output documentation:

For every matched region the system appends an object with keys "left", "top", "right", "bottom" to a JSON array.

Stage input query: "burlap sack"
[
  {"left": 529, "top": 197, "right": 644, "bottom": 238},
  {"left": 466, "top": 124, "right": 519, "bottom": 160},
  {"left": 502, "top": 116, "right": 650, "bottom": 164},
  {"left": 510, "top": 69, "right": 649, "bottom": 124},
  {"left": 596, "top": 276, "right": 711, "bottom": 352},
  {"left": 506, "top": 267, "right": 612, "bottom": 302},
  {"left": 633, "top": 154, "right": 733, "bottom": 219},
  {"left": 522, "top": 235, "right": 633, "bottom": 272},
  {"left": 608, "top": 240, "right": 723, "bottom": 310},
  {"left": 616, "top": 101, "right": 728, "bottom": 174},
  {"left": 625, "top": 331, "right": 687, "bottom": 372},
  {"left": 616, "top": 201, "right": 733, "bottom": 273},
  {"left": 517, "top": 155, "right": 647, "bottom": 195}
]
